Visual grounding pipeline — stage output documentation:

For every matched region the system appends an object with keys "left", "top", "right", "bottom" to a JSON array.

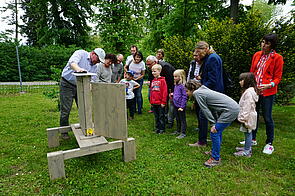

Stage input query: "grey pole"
[{"left": 16, "top": 45, "right": 23, "bottom": 92}]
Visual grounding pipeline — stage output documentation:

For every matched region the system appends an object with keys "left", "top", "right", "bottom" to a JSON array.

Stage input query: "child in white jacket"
[{"left": 235, "top": 72, "right": 259, "bottom": 157}]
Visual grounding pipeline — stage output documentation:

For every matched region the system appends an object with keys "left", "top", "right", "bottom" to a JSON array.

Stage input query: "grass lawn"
[{"left": 0, "top": 85, "right": 294, "bottom": 195}]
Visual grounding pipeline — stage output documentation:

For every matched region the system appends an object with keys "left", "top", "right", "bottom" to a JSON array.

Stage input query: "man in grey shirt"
[
  {"left": 186, "top": 81, "right": 239, "bottom": 168},
  {"left": 60, "top": 48, "right": 105, "bottom": 139},
  {"left": 96, "top": 54, "right": 117, "bottom": 83}
]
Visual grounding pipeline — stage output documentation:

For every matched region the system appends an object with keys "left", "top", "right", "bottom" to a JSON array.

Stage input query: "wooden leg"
[
  {"left": 47, "top": 126, "right": 72, "bottom": 148},
  {"left": 47, "top": 128, "right": 60, "bottom": 148},
  {"left": 123, "top": 138, "right": 136, "bottom": 162},
  {"left": 47, "top": 151, "right": 65, "bottom": 180}
]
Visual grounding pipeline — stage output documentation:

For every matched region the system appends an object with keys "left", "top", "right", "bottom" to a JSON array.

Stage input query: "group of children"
[{"left": 120, "top": 61, "right": 259, "bottom": 167}]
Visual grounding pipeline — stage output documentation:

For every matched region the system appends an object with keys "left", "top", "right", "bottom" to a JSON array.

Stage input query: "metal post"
[{"left": 16, "top": 45, "right": 23, "bottom": 92}]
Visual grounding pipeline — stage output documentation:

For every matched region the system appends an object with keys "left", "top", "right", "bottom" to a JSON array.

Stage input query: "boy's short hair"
[{"left": 152, "top": 64, "right": 162, "bottom": 71}]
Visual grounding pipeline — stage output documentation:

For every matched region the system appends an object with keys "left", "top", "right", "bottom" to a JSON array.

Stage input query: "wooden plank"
[
  {"left": 76, "top": 76, "right": 86, "bottom": 134},
  {"left": 63, "top": 140, "right": 123, "bottom": 160},
  {"left": 47, "top": 151, "right": 65, "bottom": 180},
  {"left": 47, "top": 126, "right": 72, "bottom": 134},
  {"left": 123, "top": 138, "right": 136, "bottom": 162},
  {"left": 82, "top": 76, "right": 93, "bottom": 133},
  {"left": 92, "top": 83, "right": 128, "bottom": 140},
  {"left": 76, "top": 75, "right": 93, "bottom": 136},
  {"left": 71, "top": 124, "right": 108, "bottom": 148}
]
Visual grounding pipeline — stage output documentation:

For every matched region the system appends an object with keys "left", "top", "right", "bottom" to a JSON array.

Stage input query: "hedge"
[{"left": 0, "top": 43, "right": 79, "bottom": 82}]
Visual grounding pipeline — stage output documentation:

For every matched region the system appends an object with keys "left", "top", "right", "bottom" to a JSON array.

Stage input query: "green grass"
[{"left": 0, "top": 86, "right": 294, "bottom": 195}]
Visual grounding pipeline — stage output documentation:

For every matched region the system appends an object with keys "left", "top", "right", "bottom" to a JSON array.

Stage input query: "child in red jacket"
[{"left": 150, "top": 64, "right": 168, "bottom": 134}]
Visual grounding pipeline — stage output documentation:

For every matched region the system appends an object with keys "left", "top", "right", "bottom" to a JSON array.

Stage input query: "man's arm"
[{"left": 70, "top": 63, "right": 86, "bottom": 72}]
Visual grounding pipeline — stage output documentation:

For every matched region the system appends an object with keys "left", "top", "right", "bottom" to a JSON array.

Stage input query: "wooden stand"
[{"left": 47, "top": 74, "right": 136, "bottom": 180}]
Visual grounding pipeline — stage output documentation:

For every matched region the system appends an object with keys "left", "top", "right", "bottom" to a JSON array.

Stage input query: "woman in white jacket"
[{"left": 235, "top": 72, "right": 259, "bottom": 157}]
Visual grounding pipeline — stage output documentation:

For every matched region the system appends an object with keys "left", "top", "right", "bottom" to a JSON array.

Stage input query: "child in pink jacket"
[{"left": 235, "top": 72, "right": 259, "bottom": 157}]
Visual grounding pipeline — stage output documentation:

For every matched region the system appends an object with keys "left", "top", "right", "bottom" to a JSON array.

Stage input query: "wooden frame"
[{"left": 47, "top": 74, "right": 136, "bottom": 180}]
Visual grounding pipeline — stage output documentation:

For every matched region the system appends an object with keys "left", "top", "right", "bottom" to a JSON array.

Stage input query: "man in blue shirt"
[{"left": 60, "top": 48, "right": 105, "bottom": 139}]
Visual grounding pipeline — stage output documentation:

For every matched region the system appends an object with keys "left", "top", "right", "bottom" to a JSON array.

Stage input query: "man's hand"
[
  {"left": 161, "top": 104, "right": 165, "bottom": 108},
  {"left": 71, "top": 63, "right": 86, "bottom": 72},
  {"left": 210, "top": 125, "right": 217, "bottom": 133}
]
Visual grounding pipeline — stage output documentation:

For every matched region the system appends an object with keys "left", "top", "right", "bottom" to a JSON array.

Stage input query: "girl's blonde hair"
[{"left": 173, "top": 69, "right": 186, "bottom": 85}]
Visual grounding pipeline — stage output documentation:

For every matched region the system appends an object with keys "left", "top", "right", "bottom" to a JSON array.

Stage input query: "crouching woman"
[{"left": 185, "top": 81, "right": 240, "bottom": 167}]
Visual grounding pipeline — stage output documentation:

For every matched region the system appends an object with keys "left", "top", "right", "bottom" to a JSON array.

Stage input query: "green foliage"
[
  {"left": 196, "top": 14, "right": 269, "bottom": 100},
  {"left": 162, "top": 35, "right": 195, "bottom": 69},
  {"left": 0, "top": 42, "right": 79, "bottom": 82},
  {"left": 272, "top": 16, "right": 295, "bottom": 104},
  {"left": 251, "top": 0, "right": 279, "bottom": 24},
  {"left": 20, "top": 0, "right": 93, "bottom": 47},
  {"left": 43, "top": 88, "right": 60, "bottom": 111},
  {"left": 92, "top": 0, "right": 146, "bottom": 55},
  {"left": 50, "top": 66, "right": 62, "bottom": 82}
]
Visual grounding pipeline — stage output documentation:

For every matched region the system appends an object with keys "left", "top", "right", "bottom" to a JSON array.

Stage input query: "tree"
[
  {"left": 143, "top": 0, "right": 171, "bottom": 51},
  {"left": 20, "top": 0, "right": 93, "bottom": 47},
  {"left": 230, "top": 0, "right": 239, "bottom": 23},
  {"left": 251, "top": 0, "right": 279, "bottom": 24},
  {"left": 229, "top": 0, "right": 287, "bottom": 23},
  {"left": 92, "top": 0, "right": 146, "bottom": 54},
  {"left": 143, "top": 0, "right": 229, "bottom": 52},
  {"left": 0, "top": 0, "right": 22, "bottom": 43}
]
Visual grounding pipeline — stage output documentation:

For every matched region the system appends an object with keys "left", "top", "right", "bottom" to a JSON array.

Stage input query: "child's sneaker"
[
  {"left": 239, "top": 140, "right": 257, "bottom": 146},
  {"left": 263, "top": 144, "right": 274, "bottom": 154},
  {"left": 235, "top": 147, "right": 245, "bottom": 151},
  {"left": 176, "top": 133, "right": 186, "bottom": 139},
  {"left": 234, "top": 150, "right": 252, "bottom": 157},
  {"left": 204, "top": 157, "right": 221, "bottom": 168}
]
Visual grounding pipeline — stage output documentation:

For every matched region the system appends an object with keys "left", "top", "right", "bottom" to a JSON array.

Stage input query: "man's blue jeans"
[
  {"left": 252, "top": 95, "right": 275, "bottom": 145},
  {"left": 211, "top": 122, "right": 230, "bottom": 161}
]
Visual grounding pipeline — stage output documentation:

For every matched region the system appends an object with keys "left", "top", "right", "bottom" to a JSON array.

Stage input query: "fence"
[{"left": 0, "top": 82, "right": 59, "bottom": 95}]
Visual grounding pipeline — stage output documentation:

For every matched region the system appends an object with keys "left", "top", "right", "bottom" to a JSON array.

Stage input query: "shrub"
[
  {"left": 162, "top": 35, "right": 195, "bottom": 70},
  {"left": 272, "top": 18, "right": 295, "bottom": 105}
]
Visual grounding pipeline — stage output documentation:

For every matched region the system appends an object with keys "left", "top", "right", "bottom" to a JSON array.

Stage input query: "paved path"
[{"left": 0, "top": 81, "right": 58, "bottom": 85}]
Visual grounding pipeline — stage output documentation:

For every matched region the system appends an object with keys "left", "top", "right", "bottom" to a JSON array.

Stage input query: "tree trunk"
[
  {"left": 15, "top": 0, "right": 18, "bottom": 43},
  {"left": 230, "top": 0, "right": 239, "bottom": 23}
]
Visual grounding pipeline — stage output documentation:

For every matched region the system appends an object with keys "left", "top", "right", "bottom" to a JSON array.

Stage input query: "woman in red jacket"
[{"left": 242, "top": 34, "right": 284, "bottom": 155}]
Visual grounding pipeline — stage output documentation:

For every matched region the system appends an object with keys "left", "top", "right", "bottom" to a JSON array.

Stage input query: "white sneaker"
[
  {"left": 239, "top": 140, "right": 257, "bottom": 146},
  {"left": 263, "top": 144, "right": 274, "bottom": 154}
]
